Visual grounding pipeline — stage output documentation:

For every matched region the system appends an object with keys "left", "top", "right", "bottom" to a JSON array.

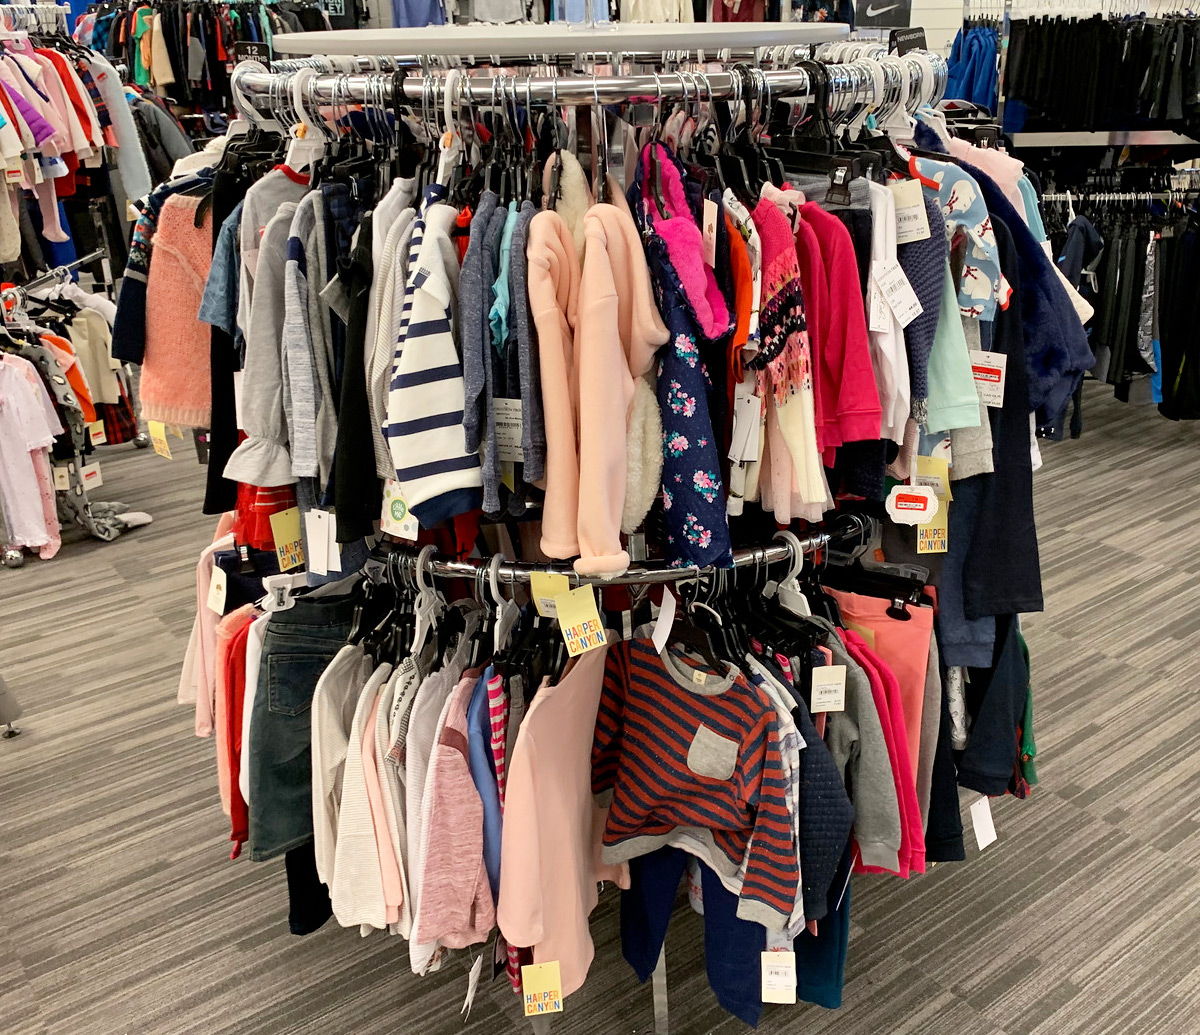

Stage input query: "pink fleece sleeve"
[
  {"left": 529, "top": 212, "right": 583, "bottom": 560},
  {"left": 827, "top": 234, "right": 882, "bottom": 447}
]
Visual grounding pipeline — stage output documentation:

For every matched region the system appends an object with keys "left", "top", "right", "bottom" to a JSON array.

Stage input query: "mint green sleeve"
[{"left": 925, "top": 260, "right": 983, "bottom": 435}]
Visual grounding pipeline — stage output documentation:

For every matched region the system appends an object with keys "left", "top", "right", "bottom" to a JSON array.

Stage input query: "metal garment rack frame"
[
  {"left": 410, "top": 528, "right": 845, "bottom": 588},
  {"left": 232, "top": 53, "right": 948, "bottom": 117},
  {"left": 0, "top": 248, "right": 108, "bottom": 310}
]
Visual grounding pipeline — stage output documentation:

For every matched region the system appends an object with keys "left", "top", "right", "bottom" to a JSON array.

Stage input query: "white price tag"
[
  {"left": 206, "top": 566, "right": 228, "bottom": 615},
  {"left": 702, "top": 198, "right": 718, "bottom": 268},
  {"left": 970, "top": 795, "right": 997, "bottom": 851},
  {"left": 233, "top": 370, "right": 246, "bottom": 431},
  {"left": 890, "top": 178, "right": 931, "bottom": 244},
  {"left": 728, "top": 383, "right": 761, "bottom": 463},
  {"left": 305, "top": 510, "right": 331, "bottom": 576},
  {"left": 493, "top": 397, "right": 524, "bottom": 463},
  {"left": 885, "top": 484, "right": 939, "bottom": 526},
  {"left": 971, "top": 351, "right": 1008, "bottom": 407},
  {"left": 651, "top": 588, "right": 677, "bottom": 654},
  {"left": 81, "top": 461, "right": 102, "bottom": 489},
  {"left": 327, "top": 514, "right": 341, "bottom": 574},
  {"left": 760, "top": 951, "right": 797, "bottom": 1005},
  {"left": 868, "top": 276, "right": 892, "bottom": 333},
  {"left": 873, "top": 259, "right": 924, "bottom": 329},
  {"left": 811, "top": 665, "right": 847, "bottom": 712}
]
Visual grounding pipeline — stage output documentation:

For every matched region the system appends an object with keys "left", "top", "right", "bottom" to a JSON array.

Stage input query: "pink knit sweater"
[{"left": 141, "top": 193, "right": 213, "bottom": 428}]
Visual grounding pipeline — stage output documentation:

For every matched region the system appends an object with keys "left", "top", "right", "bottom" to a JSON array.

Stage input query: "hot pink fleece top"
[{"left": 799, "top": 202, "right": 882, "bottom": 461}]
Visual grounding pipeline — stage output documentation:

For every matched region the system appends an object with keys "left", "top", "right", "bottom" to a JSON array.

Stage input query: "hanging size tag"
[
  {"left": 651, "top": 588, "right": 677, "bottom": 654},
  {"left": 868, "top": 276, "right": 892, "bottom": 333},
  {"left": 531, "top": 572, "right": 571, "bottom": 617},
  {"left": 760, "top": 951, "right": 797, "bottom": 1005},
  {"left": 811, "top": 665, "right": 847, "bottom": 712},
  {"left": 873, "top": 259, "right": 924, "bottom": 328},
  {"left": 916, "top": 499, "right": 949, "bottom": 554},
  {"left": 87, "top": 420, "right": 107, "bottom": 446},
  {"left": 971, "top": 351, "right": 1008, "bottom": 407},
  {"left": 167, "top": 424, "right": 184, "bottom": 439},
  {"left": 270, "top": 507, "right": 305, "bottom": 572},
  {"left": 521, "top": 961, "right": 564, "bottom": 1017},
  {"left": 728, "top": 385, "right": 762, "bottom": 463},
  {"left": 461, "top": 953, "right": 483, "bottom": 1019},
  {"left": 304, "top": 510, "right": 331, "bottom": 576},
  {"left": 148, "top": 421, "right": 172, "bottom": 459},
  {"left": 890, "top": 179, "right": 931, "bottom": 244},
  {"left": 380, "top": 479, "right": 419, "bottom": 540},
  {"left": 233, "top": 370, "right": 246, "bottom": 431},
  {"left": 326, "top": 515, "right": 342, "bottom": 574},
  {"left": 555, "top": 585, "right": 606, "bottom": 657},
  {"left": 885, "top": 484, "right": 939, "bottom": 525},
  {"left": 206, "top": 566, "right": 228, "bottom": 615},
  {"left": 915, "top": 455, "right": 952, "bottom": 500},
  {"left": 81, "top": 461, "right": 103, "bottom": 489},
  {"left": 702, "top": 198, "right": 719, "bottom": 268},
  {"left": 52, "top": 464, "right": 70, "bottom": 491},
  {"left": 494, "top": 398, "right": 524, "bottom": 463},
  {"left": 970, "top": 795, "right": 997, "bottom": 850}
]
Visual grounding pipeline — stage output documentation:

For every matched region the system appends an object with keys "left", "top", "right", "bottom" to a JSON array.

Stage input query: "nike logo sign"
[{"left": 866, "top": 3, "right": 899, "bottom": 13}]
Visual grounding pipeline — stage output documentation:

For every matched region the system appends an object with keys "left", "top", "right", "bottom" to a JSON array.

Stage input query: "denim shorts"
[{"left": 248, "top": 592, "right": 355, "bottom": 861}]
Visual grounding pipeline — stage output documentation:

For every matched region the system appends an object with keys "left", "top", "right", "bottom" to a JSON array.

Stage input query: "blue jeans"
[{"left": 248, "top": 592, "right": 354, "bottom": 861}]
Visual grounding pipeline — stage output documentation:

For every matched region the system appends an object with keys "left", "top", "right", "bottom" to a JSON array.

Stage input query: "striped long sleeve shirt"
[
  {"left": 384, "top": 188, "right": 483, "bottom": 525},
  {"left": 592, "top": 638, "right": 799, "bottom": 929}
]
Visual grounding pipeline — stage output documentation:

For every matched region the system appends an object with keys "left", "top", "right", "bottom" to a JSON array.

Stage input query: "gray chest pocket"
[{"left": 686, "top": 723, "right": 738, "bottom": 781}]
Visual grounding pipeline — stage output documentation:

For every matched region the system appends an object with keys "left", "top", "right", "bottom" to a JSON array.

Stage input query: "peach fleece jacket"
[
  {"left": 574, "top": 203, "right": 669, "bottom": 576},
  {"left": 529, "top": 210, "right": 583, "bottom": 559}
]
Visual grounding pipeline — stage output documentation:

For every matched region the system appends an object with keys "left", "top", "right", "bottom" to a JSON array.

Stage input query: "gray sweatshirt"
[
  {"left": 224, "top": 201, "right": 300, "bottom": 487},
  {"left": 813, "top": 617, "right": 904, "bottom": 872}
]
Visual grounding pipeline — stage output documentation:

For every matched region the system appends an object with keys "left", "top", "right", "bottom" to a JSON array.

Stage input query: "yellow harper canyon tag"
[
  {"left": 270, "top": 507, "right": 305, "bottom": 572},
  {"left": 521, "top": 961, "right": 564, "bottom": 1017},
  {"left": 555, "top": 585, "right": 606, "bottom": 657}
]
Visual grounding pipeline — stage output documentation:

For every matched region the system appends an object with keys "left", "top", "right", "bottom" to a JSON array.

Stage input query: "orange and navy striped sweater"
[{"left": 592, "top": 638, "right": 798, "bottom": 929}]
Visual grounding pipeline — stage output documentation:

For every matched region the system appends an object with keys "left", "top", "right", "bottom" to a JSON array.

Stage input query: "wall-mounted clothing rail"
[{"left": 270, "top": 21, "right": 850, "bottom": 58}]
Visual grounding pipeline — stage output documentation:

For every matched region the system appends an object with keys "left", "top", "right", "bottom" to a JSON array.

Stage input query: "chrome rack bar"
[
  {"left": 5, "top": 249, "right": 105, "bottom": 295},
  {"left": 382, "top": 514, "right": 870, "bottom": 588}
]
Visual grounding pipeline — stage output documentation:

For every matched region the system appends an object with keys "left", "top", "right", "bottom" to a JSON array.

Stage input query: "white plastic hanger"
[
  {"left": 772, "top": 529, "right": 812, "bottom": 617},
  {"left": 285, "top": 67, "right": 328, "bottom": 172},
  {"left": 488, "top": 555, "right": 520, "bottom": 655}
]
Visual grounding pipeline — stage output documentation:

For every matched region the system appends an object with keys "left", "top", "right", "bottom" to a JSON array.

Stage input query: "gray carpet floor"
[{"left": 3, "top": 383, "right": 1199, "bottom": 1035}]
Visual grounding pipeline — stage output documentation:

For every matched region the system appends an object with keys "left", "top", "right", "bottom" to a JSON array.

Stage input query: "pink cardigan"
[
  {"left": 574, "top": 202, "right": 668, "bottom": 575},
  {"left": 412, "top": 673, "right": 495, "bottom": 950}
]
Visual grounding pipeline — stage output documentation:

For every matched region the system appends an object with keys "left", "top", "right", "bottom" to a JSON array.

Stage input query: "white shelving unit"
[{"left": 270, "top": 20, "right": 850, "bottom": 57}]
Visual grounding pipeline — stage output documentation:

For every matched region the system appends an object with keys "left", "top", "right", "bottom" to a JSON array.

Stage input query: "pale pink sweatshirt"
[
  {"left": 573, "top": 202, "right": 668, "bottom": 576},
  {"left": 412, "top": 672, "right": 495, "bottom": 950},
  {"left": 497, "top": 640, "right": 630, "bottom": 998},
  {"left": 529, "top": 210, "right": 583, "bottom": 559},
  {"left": 946, "top": 138, "right": 1029, "bottom": 223}
]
